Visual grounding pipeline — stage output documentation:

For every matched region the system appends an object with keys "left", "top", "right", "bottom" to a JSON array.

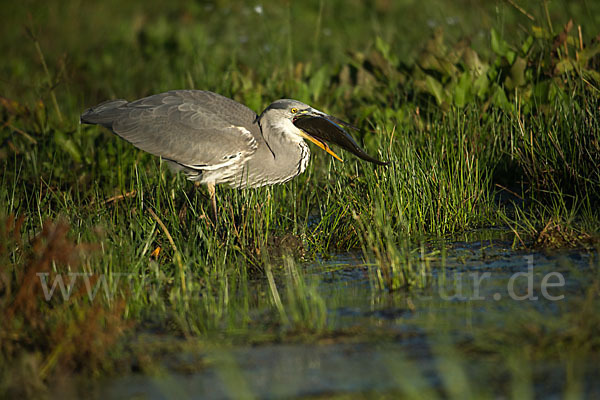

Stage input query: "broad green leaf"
[
  {"left": 375, "top": 36, "right": 399, "bottom": 67},
  {"left": 473, "top": 73, "right": 490, "bottom": 99},
  {"left": 579, "top": 42, "right": 600, "bottom": 63},
  {"left": 425, "top": 75, "right": 446, "bottom": 105},
  {"left": 491, "top": 28, "right": 508, "bottom": 56},
  {"left": 521, "top": 35, "right": 534, "bottom": 55},
  {"left": 54, "top": 130, "right": 82, "bottom": 163},
  {"left": 510, "top": 57, "right": 527, "bottom": 87},
  {"left": 453, "top": 72, "right": 471, "bottom": 108},
  {"left": 491, "top": 84, "right": 513, "bottom": 113},
  {"left": 491, "top": 28, "right": 516, "bottom": 63},
  {"left": 463, "top": 48, "right": 487, "bottom": 75},
  {"left": 554, "top": 59, "right": 575, "bottom": 75}
]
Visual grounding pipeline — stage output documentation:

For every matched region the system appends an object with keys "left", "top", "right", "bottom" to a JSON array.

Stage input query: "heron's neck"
[
  {"left": 261, "top": 116, "right": 308, "bottom": 166},
  {"left": 261, "top": 115, "right": 304, "bottom": 146},
  {"left": 239, "top": 114, "right": 310, "bottom": 187}
]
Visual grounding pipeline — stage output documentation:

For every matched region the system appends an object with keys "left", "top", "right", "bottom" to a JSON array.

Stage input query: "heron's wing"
[{"left": 81, "top": 90, "right": 260, "bottom": 168}]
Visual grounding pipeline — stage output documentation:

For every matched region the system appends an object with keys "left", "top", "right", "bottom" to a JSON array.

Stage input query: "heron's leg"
[{"left": 206, "top": 181, "right": 218, "bottom": 224}]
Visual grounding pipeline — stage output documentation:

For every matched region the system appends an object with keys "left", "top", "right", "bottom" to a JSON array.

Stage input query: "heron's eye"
[{"left": 291, "top": 107, "right": 298, "bottom": 114}]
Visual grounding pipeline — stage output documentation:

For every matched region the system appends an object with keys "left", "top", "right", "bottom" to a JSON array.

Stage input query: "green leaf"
[
  {"left": 309, "top": 66, "right": 329, "bottom": 101},
  {"left": 54, "top": 130, "right": 82, "bottom": 163},
  {"left": 533, "top": 81, "right": 550, "bottom": 103},
  {"left": 491, "top": 28, "right": 507, "bottom": 57},
  {"left": 521, "top": 35, "right": 534, "bottom": 55},
  {"left": 583, "top": 69, "right": 600, "bottom": 84},
  {"left": 491, "top": 28, "right": 516, "bottom": 63},
  {"left": 425, "top": 75, "right": 446, "bottom": 105},
  {"left": 531, "top": 25, "right": 549, "bottom": 39},
  {"left": 491, "top": 85, "right": 513, "bottom": 113},
  {"left": 463, "top": 48, "right": 487, "bottom": 76},
  {"left": 375, "top": 36, "right": 398, "bottom": 67},
  {"left": 453, "top": 72, "right": 472, "bottom": 108},
  {"left": 578, "top": 42, "right": 600, "bottom": 64},
  {"left": 473, "top": 73, "right": 490, "bottom": 99},
  {"left": 243, "top": 88, "right": 263, "bottom": 115},
  {"left": 554, "top": 59, "right": 575, "bottom": 75},
  {"left": 510, "top": 57, "right": 527, "bottom": 87}
]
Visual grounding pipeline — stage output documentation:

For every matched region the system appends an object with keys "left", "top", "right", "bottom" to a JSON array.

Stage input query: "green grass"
[{"left": 1, "top": 0, "right": 600, "bottom": 397}]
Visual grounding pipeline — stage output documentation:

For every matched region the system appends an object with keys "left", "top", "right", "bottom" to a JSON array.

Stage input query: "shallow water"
[{"left": 98, "top": 232, "right": 599, "bottom": 399}]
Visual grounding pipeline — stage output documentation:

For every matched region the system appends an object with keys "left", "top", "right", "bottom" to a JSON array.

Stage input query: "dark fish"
[{"left": 293, "top": 115, "right": 388, "bottom": 166}]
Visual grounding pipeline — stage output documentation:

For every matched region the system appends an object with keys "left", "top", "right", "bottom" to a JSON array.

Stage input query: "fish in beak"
[{"left": 293, "top": 109, "right": 388, "bottom": 166}]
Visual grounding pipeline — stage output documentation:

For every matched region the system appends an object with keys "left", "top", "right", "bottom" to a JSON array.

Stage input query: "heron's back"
[{"left": 82, "top": 90, "right": 266, "bottom": 184}]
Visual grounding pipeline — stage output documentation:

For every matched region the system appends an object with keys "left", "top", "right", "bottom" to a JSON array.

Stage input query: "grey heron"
[{"left": 81, "top": 90, "right": 387, "bottom": 219}]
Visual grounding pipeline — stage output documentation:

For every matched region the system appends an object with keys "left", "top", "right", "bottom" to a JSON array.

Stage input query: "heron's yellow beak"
[{"left": 299, "top": 130, "right": 343, "bottom": 162}]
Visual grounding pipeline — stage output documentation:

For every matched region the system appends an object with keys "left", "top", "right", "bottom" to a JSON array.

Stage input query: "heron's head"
[{"left": 261, "top": 99, "right": 387, "bottom": 165}]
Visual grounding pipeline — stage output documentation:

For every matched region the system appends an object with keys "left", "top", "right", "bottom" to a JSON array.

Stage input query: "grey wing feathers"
[{"left": 80, "top": 90, "right": 260, "bottom": 169}]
